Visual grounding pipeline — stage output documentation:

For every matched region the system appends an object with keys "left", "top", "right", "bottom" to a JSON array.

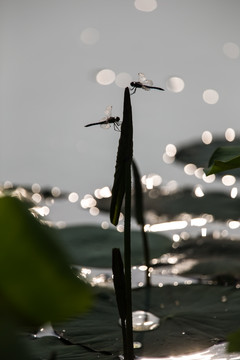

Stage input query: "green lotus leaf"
[
  {"left": 94, "top": 187, "right": 240, "bottom": 222},
  {"left": 56, "top": 225, "right": 172, "bottom": 267},
  {"left": 0, "top": 196, "right": 92, "bottom": 326},
  {"left": 27, "top": 285, "right": 240, "bottom": 358},
  {"left": 204, "top": 146, "right": 240, "bottom": 175}
]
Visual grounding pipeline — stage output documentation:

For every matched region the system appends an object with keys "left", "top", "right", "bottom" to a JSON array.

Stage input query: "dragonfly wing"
[
  {"left": 101, "top": 106, "right": 112, "bottom": 128},
  {"left": 142, "top": 79, "right": 153, "bottom": 86},
  {"left": 144, "top": 79, "right": 153, "bottom": 86},
  {"left": 138, "top": 73, "right": 147, "bottom": 82},
  {"left": 104, "top": 105, "right": 112, "bottom": 117},
  {"left": 138, "top": 73, "right": 153, "bottom": 86},
  {"left": 99, "top": 116, "right": 110, "bottom": 129},
  {"left": 138, "top": 73, "right": 153, "bottom": 90},
  {"left": 141, "top": 86, "right": 151, "bottom": 91},
  {"left": 100, "top": 122, "right": 111, "bottom": 129}
]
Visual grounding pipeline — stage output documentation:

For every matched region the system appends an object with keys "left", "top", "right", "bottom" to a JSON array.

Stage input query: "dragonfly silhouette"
[
  {"left": 85, "top": 106, "right": 121, "bottom": 131},
  {"left": 130, "top": 73, "right": 164, "bottom": 94}
]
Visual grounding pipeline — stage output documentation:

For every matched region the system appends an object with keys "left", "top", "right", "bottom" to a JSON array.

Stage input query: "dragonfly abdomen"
[
  {"left": 85, "top": 122, "right": 100, "bottom": 127},
  {"left": 145, "top": 85, "right": 164, "bottom": 91}
]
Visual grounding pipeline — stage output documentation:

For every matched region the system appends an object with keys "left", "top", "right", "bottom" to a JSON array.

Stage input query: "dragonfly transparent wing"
[
  {"left": 100, "top": 116, "right": 111, "bottom": 129},
  {"left": 100, "top": 106, "right": 112, "bottom": 129},
  {"left": 104, "top": 105, "right": 112, "bottom": 117},
  {"left": 138, "top": 73, "right": 153, "bottom": 87}
]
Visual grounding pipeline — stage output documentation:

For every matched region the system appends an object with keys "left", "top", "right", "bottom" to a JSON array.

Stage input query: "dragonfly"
[
  {"left": 85, "top": 106, "right": 121, "bottom": 131},
  {"left": 130, "top": 73, "right": 164, "bottom": 94}
]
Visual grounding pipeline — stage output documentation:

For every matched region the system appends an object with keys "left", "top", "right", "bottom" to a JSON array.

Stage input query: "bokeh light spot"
[
  {"left": 191, "top": 218, "right": 207, "bottom": 227},
  {"left": 134, "top": 0, "right": 157, "bottom": 12},
  {"left": 228, "top": 220, "right": 240, "bottom": 230},
  {"left": 81, "top": 194, "right": 96, "bottom": 209},
  {"left": 166, "top": 77, "right": 185, "bottom": 93},
  {"left": 231, "top": 187, "right": 238, "bottom": 198},
  {"left": 51, "top": 186, "right": 61, "bottom": 197},
  {"left": 32, "top": 193, "right": 42, "bottom": 203},
  {"left": 80, "top": 27, "right": 99, "bottom": 45},
  {"left": 56, "top": 221, "right": 66, "bottom": 229},
  {"left": 3, "top": 181, "right": 13, "bottom": 189},
  {"left": 194, "top": 185, "right": 204, "bottom": 197},
  {"left": 223, "top": 42, "right": 240, "bottom": 59},
  {"left": 89, "top": 207, "right": 99, "bottom": 216},
  {"left": 68, "top": 192, "right": 79, "bottom": 203},
  {"left": 117, "top": 224, "right": 124, "bottom": 232},
  {"left": 101, "top": 221, "right": 109, "bottom": 229},
  {"left": 202, "top": 131, "right": 213, "bottom": 144},
  {"left": 222, "top": 175, "right": 236, "bottom": 186},
  {"left": 173, "top": 234, "right": 180, "bottom": 242},
  {"left": 194, "top": 168, "right": 204, "bottom": 179},
  {"left": 184, "top": 164, "right": 197, "bottom": 176},
  {"left": 141, "top": 174, "right": 162, "bottom": 188},
  {"left": 201, "top": 228, "right": 207, "bottom": 237},
  {"left": 96, "top": 69, "right": 116, "bottom": 85},
  {"left": 150, "top": 221, "right": 188, "bottom": 232},
  {"left": 32, "top": 183, "right": 41, "bottom": 193},
  {"left": 165, "top": 144, "right": 177, "bottom": 157},
  {"left": 202, "top": 173, "right": 215, "bottom": 183},
  {"left": 225, "top": 128, "right": 235, "bottom": 142},
  {"left": 202, "top": 89, "right": 219, "bottom": 104},
  {"left": 115, "top": 72, "right": 132, "bottom": 88},
  {"left": 163, "top": 153, "right": 175, "bottom": 164},
  {"left": 34, "top": 206, "right": 50, "bottom": 217}
]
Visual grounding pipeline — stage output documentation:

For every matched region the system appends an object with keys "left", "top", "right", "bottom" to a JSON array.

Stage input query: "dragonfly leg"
[
  {"left": 130, "top": 87, "right": 136, "bottom": 95},
  {"left": 113, "top": 123, "right": 121, "bottom": 132}
]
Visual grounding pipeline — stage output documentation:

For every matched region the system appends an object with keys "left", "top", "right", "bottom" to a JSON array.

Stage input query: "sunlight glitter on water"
[
  {"left": 150, "top": 221, "right": 188, "bottom": 232},
  {"left": 74, "top": 265, "right": 197, "bottom": 289},
  {"left": 135, "top": 343, "right": 240, "bottom": 359}
]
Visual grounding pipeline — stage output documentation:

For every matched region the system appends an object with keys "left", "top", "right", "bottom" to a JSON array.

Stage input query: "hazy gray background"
[{"left": 1, "top": 0, "right": 240, "bottom": 224}]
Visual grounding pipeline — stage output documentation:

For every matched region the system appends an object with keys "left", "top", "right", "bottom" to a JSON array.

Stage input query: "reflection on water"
[
  {"left": 72, "top": 264, "right": 197, "bottom": 289},
  {"left": 132, "top": 311, "right": 160, "bottom": 331},
  {"left": 119, "top": 311, "right": 160, "bottom": 332},
  {"left": 134, "top": 341, "right": 142, "bottom": 349},
  {"left": 75, "top": 266, "right": 113, "bottom": 288},
  {"left": 133, "top": 343, "right": 240, "bottom": 360},
  {"left": 3, "top": 182, "right": 240, "bottom": 359}
]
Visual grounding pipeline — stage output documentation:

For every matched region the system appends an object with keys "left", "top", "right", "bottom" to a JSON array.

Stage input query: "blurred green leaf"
[
  {"left": 228, "top": 329, "right": 240, "bottom": 352},
  {"left": 0, "top": 319, "right": 33, "bottom": 360},
  {"left": 175, "top": 138, "right": 240, "bottom": 177},
  {"left": 110, "top": 87, "right": 133, "bottom": 225},
  {"left": 204, "top": 146, "right": 240, "bottom": 175},
  {"left": 0, "top": 196, "right": 92, "bottom": 326}
]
